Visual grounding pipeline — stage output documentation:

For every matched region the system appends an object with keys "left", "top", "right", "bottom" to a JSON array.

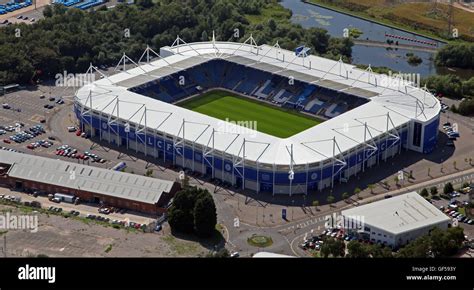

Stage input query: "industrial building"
[
  {"left": 341, "top": 192, "right": 451, "bottom": 247},
  {"left": 0, "top": 151, "right": 180, "bottom": 215},
  {"left": 75, "top": 37, "right": 441, "bottom": 195}
]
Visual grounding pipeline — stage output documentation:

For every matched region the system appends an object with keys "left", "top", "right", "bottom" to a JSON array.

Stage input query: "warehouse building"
[
  {"left": 0, "top": 151, "right": 180, "bottom": 215},
  {"left": 341, "top": 192, "right": 450, "bottom": 247}
]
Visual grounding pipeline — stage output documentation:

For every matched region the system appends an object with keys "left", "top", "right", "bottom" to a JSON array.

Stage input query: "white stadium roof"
[
  {"left": 75, "top": 40, "right": 440, "bottom": 166},
  {"left": 341, "top": 192, "right": 450, "bottom": 235}
]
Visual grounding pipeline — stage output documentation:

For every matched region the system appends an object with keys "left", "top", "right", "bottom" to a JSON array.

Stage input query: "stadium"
[{"left": 74, "top": 36, "right": 441, "bottom": 195}]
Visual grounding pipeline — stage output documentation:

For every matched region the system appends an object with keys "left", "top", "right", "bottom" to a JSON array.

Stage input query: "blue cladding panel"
[
  {"left": 275, "top": 172, "right": 289, "bottom": 184},
  {"left": 293, "top": 172, "right": 306, "bottom": 183},
  {"left": 322, "top": 166, "right": 333, "bottom": 179},
  {"left": 213, "top": 158, "right": 223, "bottom": 170},
  {"left": 259, "top": 171, "right": 273, "bottom": 182},
  {"left": 308, "top": 171, "right": 320, "bottom": 182},
  {"left": 423, "top": 116, "right": 439, "bottom": 154},
  {"left": 146, "top": 135, "right": 155, "bottom": 147},
  {"left": 164, "top": 141, "right": 174, "bottom": 154},
  {"left": 156, "top": 137, "right": 164, "bottom": 150},
  {"left": 184, "top": 147, "right": 193, "bottom": 159},
  {"left": 224, "top": 161, "right": 233, "bottom": 173},
  {"left": 194, "top": 152, "right": 202, "bottom": 162},
  {"left": 244, "top": 168, "right": 257, "bottom": 180}
]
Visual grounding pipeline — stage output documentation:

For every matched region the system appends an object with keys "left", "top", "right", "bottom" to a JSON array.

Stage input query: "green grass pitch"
[{"left": 178, "top": 90, "right": 322, "bottom": 138}]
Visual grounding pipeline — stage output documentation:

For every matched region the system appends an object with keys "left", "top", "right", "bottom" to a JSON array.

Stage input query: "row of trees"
[
  {"left": 435, "top": 42, "right": 474, "bottom": 70},
  {"left": 397, "top": 227, "right": 465, "bottom": 258},
  {"left": 168, "top": 186, "right": 217, "bottom": 238},
  {"left": 0, "top": 0, "right": 353, "bottom": 85},
  {"left": 322, "top": 227, "right": 465, "bottom": 258}
]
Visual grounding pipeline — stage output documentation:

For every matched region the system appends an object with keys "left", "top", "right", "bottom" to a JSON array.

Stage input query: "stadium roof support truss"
[
  {"left": 223, "top": 34, "right": 259, "bottom": 58},
  {"left": 79, "top": 90, "right": 94, "bottom": 129},
  {"left": 301, "top": 138, "right": 346, "bottom": 188},
  {"left": 354, "top": 113, "right": 401, "bottom": 158},
  {"left": 171, "top": 35, "right": 207, "bottom": 57},
  {"left": 286, "top": 144, "right": 306, "bottom": 195},
  {"left": 332, "top": 122, "right": 378, "bottom": 171},
  {"left": 85, "top": 63, "right": 115, "bottom": 86},
  {"left": 175, "top": 119, "right": 212, "bottom": 169},
  {"left": 114, "top": 53, "right": 147, "bottom": 74},
  {"left": 230, "top": 139, "right": 271, "bottom": 191},
  {"left": 138, "top": 45, "right": 163, "bottom": 65}
]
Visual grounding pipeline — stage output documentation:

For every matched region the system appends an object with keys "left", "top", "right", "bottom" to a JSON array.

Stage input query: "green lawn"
[{"left": 179, "top": 90, "right": 321, "bottom": 138}]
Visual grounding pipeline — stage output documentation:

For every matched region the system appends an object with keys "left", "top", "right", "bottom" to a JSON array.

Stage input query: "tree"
[
  {"left": 312, "top": 200, "right": 319, "bottom": 208},
  {"left": 354, "top": 187, "right": 361, "bottom": 198},
  {"left": 168, "top": 189, "right": 196, "bottom": 233},
  {"left": 321, "top": 238, "right": 345, "bottom": 258},
  {"left": 145, "top": 169, "right": 153, "bottom": 177},
  {"left": 43, "top": 5, "right": 53, "bottom": 17},
  {"left": 136, "top": 0, "right": 153, "bottom": 8},
  {"left": 429, "top": 227, "right": 464, "bottom": 257},
  {"left": 347, "top": 240, "right": 370, "bottom": 258},
  {"left": 168, "top": 186, "right": 214, "bottom": 235},
  {"left": 194, "top": 194, "right": 217, "bottom": 237},
  {"left": 326, "top": 195, "right": 335, "bottom": 205},
  {"left": 201, "top": 30, "right": 209, "bottom": 42},
  {"left": 453, "top": 161, "right": 457, "bottom": 170},
  {"left": 396, "top": 236, "right": 430, "bottom": 258},
  {"left": 206, "top": 248, "right": 229, "bottom": 258},
  {"left": 367, "top": 184, "right": 375, "bottom": 194},
  {"left": 443, "top": 182, "right": 454, "bottom": 194},
  {"left": 394, "top": 176, "right": 399, "bottom": 186},
  {"left": 430, "top": 186, "right": 438, "bottom": 196},
  {"left": 420, "top": 188, "right": 429, "bottom": 197},
  {"left": 370, "top": 244, "right": 393, "bottom": 258},
  {"left": 342, "top": 192, "right": 349, "bottom": 200},
  {"left": 427, "top": 167, "right": 431, "bottom": 176}
]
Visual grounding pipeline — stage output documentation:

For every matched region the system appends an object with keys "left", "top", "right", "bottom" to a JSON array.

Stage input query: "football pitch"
[{"left": 179, "top": 90, "right": 322, "bottom": 138}]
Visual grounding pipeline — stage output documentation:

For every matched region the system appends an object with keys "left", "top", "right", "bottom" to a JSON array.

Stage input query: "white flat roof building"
[{"left": 342, "top": 192, "right": 450, "bottom": 247}]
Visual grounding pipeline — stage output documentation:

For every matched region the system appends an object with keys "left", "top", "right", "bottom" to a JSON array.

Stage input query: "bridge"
[{"left": 353, "top": 39, "right": 439, "bottom": 53}]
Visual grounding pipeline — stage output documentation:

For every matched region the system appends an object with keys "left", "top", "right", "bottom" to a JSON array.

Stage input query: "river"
[{"left": 280, "top": 0, "right": 473, "bottom": 78}]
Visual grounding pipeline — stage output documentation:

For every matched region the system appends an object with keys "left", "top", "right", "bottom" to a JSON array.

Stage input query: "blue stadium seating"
[{"left": 128, "top": 59, "right": 367, "bottom": 118}]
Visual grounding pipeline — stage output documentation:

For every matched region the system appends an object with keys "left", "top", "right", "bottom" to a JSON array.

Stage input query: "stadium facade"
[{"left": 74, "top": 37, "right": 441, "bottom": 195}]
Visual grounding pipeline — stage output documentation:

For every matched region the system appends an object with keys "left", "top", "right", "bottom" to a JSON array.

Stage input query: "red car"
[
  {"left": 75, "top": 130, "right": 82, "bottom": 136},
  {"left": 3, "top": 139, "right": 11, "bottom": 144},
  {"left": 27, "top": 144, "right": 35, "bottom": 150}
]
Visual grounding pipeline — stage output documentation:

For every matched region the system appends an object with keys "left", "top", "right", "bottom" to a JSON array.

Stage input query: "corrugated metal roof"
[
  {"left": 1, "top": 151, "right": 174, "bottom": 205},
  {"left": 341, "top": 192, "right": 450, "bottom": 235}
]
